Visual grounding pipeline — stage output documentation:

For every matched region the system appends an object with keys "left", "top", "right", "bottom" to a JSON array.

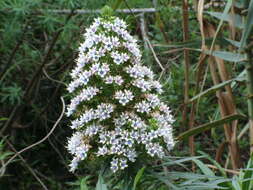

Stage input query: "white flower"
[
  {"left": 119, "top": 158, "right": 128, "bottom": 169},
  {"left": 69, "top": 157, "right": 80, "bottom": 173},
  {"left": 97, "top": 63, "right": 110, "bottom": 77},
  {"left": 114, "top": 76, "right": 124, "bottom": 85},
  {"left": 76, "top": 144, "right": 89, "bottom": 160},
  {"left": 115, "top": 90, "right": 134, "bottom": 106},
  {"left": 77, "top": 109, "right": 96, "bottom": 126},
  {"left": 133, "top": 79, "right": 152, "bottom": 92},
  {"left": 135, "top": 101, "right": 151, "bottom": 113},
  {"left": 97, "top": 146, "right": 108, "bottom": 156},
  {"left": 66, "top": 16, "right": 174, "bottom": 173},
  {"left": 111, "top": 36, "right": 120, "bottom": 47},
  {"left": 125, "top": 65, "right": 154, "bottom": 79},
  {"left": 70, "top": 119, "right": 81, "bottom": 129},
  {"left": 104, "top": 75, "right": 114, "bottom": 84},
  {"left": 151, "top": 81, "right": 163, "bottom": 94},
  {"left": 96, "top": 103, "right": 114, "bottom": 120},
  {"left": 111, "top": 51, "right": 124, "bottom": 65},
  {"left": 67, "top": 131, "right": 84, "bottom": 155},
  {"left": 110, "top": 158, "right": 119, "bottom": 173},
  {"left": 146, "top": 94, "right": 160, "bottom": 108},
  {"left": 85, "top": 124, "right": 102, "bottom": 136},
  {"left": 125, "top": 150, "right": 137, "bottom": 162},
  {"left": 66, "top": 87, "right": 99, "bottom": 116}
]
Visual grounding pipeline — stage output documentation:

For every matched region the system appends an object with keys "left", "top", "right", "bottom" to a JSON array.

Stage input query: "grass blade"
[{"left": 133, "top": 167, "right": 145, "bottom": 190}]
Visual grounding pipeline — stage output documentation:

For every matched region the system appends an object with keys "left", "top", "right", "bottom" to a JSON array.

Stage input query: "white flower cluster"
[
  {"left": 66, "top": 16, "right": 175, "bottom": 173},
  {"left": 66, "top": 86, "right": 99, "bottom": 116}
]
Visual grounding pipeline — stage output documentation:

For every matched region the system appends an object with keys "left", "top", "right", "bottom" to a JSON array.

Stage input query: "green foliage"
[
  {"left": 0, "top": 83, "right": 23, "bottom": 105},
  {"left": 1, "top": 0, "right": 253, "bottom": 189}
]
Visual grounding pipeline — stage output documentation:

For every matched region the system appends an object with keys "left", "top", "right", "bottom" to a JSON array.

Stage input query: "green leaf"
[
  {"left": 0, "top": 152, "right": 13, "bottom": 160},
  {"left": 225, "top": 38, "right": 241, "bottom": 47},
  {"left": 232, "top": 176, "right": 242, "bottom": 190},
  {"left": 198, "top": 151, "right": 227, "bottom": 178},
  {"left": 192, "top": 158, "right": 215, "bottom": 177},
  {"left": 133, "top": 167, "right": 145, "bottom": 190},
  {"left": 240, "top": 0, "right": 253, "bottom": 49},
  {"left": 203, "top": 50, "right": 246, "bottom": 62},
  {"left": 189, "top": 79, "right": 234, "bottom": 103},
  {"left": 96, "top": 175, "right": 108, "bottom": 190},
  {"left": 0, "top": 118, "right": 8, "bottom": 122},
  {"left": 177, "top": 114, "right": 247, "bottom": 140},
  {"left": 242, "top": 155, "right": 253, "bottom": 190},
  {"left": 205, "top": 11, "right": 243, "bottom": 29},
  {"left": 158, "top": 38, "right": 225, "bottom": 48},
  {"left": 101, "top": 5, "right": 114, "bottom": 17},
  {"left": 80, "top": 178, "right": 89, "bottom": 190},
  {"left": 209, "top": 0, "right": 233, "bottom": 51}
]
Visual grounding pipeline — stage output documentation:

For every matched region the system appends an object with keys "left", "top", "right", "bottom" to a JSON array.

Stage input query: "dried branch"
[
  {"left": 139, "top": 13, "right": 165, "bottom": 80},
  {"left": 206, "top": 164, "right": 240, "bottom": 175},
  {"left": 0, "top": 97, "right": 65, "bottom": 173},
  {"left": 2, "top": 139, "right": 49, "bottom": 190}
]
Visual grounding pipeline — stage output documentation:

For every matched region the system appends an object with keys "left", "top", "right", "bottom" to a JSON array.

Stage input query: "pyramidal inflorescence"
[{"left": 66, "top": 16, "right": 175, "bottom": 173}]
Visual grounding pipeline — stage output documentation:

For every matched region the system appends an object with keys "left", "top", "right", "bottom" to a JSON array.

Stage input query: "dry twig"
[{"left": 0, "top": 97, "right": 65, "bottom": 174}]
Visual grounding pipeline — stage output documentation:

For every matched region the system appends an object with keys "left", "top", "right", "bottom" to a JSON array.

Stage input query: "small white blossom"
[
  {"left": 115, "top": 90, "right": 134, "bottom": 106},
  {"left": 85, "top": 124, "right": 102, "bottom": 136},
  {"left": 110, "top": 158, "right": 119, "bottom": 173},
  {"left": 135, "top": 101, "right": 151, "bottom": 113},
  {"left": 96, "top": 103, "right": 114, "bottom": 120},
  {"left": 151, "top": 81, "right": 163, "bottom": 94},
  {"left": 133, "top": 79, "right": 152, "bottom": 92},
  {"left": 114, "top": 76, "right": 124, "bottom": 85},
  {"left": 97, "top": 146, "right": 108, "bottom": 156},
  {"left": 146, "top": 94, "right": 160, "bottom": 108},
  {"left": 126, "top": 65, "right": 154, "bottom": 79},
  {"left": 97, "top": 63, "right": 110, "bottom": 77},
  {"left": 111, "top": 51, "right": 127, "bottom": 65},
  {"left": 67, "top": 131, "right": 83, "bottom": 155},
  {"left": 69, "top": 157, "right": 80, "bottom": 173},
  {"left": 119, "top": 158, "right": 128, "bottom": 169},
  {"left": 104, "top": 75, "right": 114, "bottom": 84}
]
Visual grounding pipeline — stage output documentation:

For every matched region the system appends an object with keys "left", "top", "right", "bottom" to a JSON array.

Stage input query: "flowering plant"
[{"left": 66, "top": 15, "right": 175, "bottom": 173}]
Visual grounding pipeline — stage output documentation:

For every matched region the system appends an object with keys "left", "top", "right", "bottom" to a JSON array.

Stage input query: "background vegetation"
[{"left": 1, "top": 0, "right": 253, "bottom": 189}]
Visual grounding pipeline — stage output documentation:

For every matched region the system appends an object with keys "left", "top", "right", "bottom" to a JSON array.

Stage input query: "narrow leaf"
[
  {"left": 225, "top": 38, "right": 241, "bottom": 47},
  {"left": 80, "top": 178, "right": 89, "bottom": 190},
  {"left": 96, "top": 175, "right": 108, "bottom": 190},
  {"left": 203, "top": 50, "right": 246, "bottom": 62},
  {"left": 232, "top": 176, "right": 241, "bottom": 190},
  {"left": 158, "top": 38, "right": 225, "bottom": 48},
  {"left": 189, "top": 79, "right": 233, "bottom": 103},
  {"left": 192, "top": 158, "right": 215, "bottom": 177},
  {"left": 0, "top": 118, "right": 8, "bottom": 121},
  {"left": 133, "top": 167, "right": 145, "bottom": 190},
  {"left": 210, "top": 0, "right": 232, "bottom": 51},
  {"left": 205, "top": 11, "right": 243, "bottom": 29},
  {"left": 240, "top": 0, "right": 253, "bottom": 49},
  {"left": 242, "top": 155, "right": 253, "bottom": 190},
  {"left": 177, "top": 114, "right": 247, "bottom": 140}
]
